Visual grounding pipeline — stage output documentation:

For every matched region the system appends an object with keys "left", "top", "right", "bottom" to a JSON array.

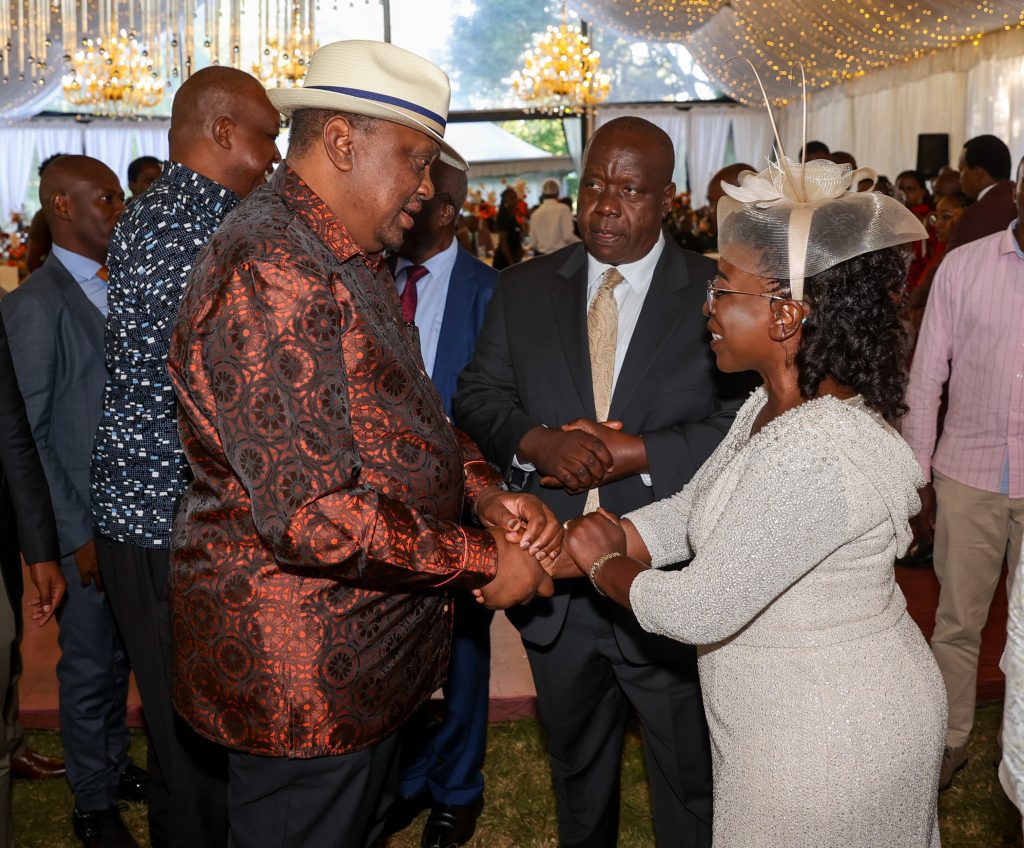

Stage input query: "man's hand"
[
  {"left": 73, "top": 538, "right": 103, "bottom": 592},
  {"left": 27, "top": 560, "right": 66, "bottom": 625},
  {"left": 910, "top": 482, "right": 937, "bottom": 550},
  {"left": 541, "top": 546, "right": 586, "bottom": 580},
  {"left": 517, "top": 424, "right": 614, "bottom": 494},
  {"left": 476, "top": 528, "right": 555, "bottom": 609},
  {"left": 475, "top": 487, "right": 562, "bottom": 561},
  {"left": 538, "top": 419, "right": 647, "bottom": 488}
]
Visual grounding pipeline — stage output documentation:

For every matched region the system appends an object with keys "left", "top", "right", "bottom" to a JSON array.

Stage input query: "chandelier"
[
  {"left": 62, "top": 30, "right": 166, "bottom": 114},
  {"left": 511, "top": 2, "right": 612, "bottom": 115},
  {"left": 250, "top": 1, "right": 317, "bottom": 89}
]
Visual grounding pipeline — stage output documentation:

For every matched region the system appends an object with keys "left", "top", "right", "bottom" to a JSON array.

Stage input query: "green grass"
[{"left": 14, "top": 702, "right": 1022, "bottom": 847}]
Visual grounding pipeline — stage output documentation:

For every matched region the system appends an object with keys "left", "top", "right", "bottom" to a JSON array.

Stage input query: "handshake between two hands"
[{"left": 471, "top": 486, "right": 627, "bottom": 610}]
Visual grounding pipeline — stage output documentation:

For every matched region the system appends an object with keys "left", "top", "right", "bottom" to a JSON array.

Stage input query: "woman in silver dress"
[{"left": 564, "top": 153, "right": 947, "bottom": 847}]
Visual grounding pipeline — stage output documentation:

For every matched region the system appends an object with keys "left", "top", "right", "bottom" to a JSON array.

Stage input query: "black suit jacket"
[
  {"left": 948, "top": 179, "right": 1017, "bottom": 251},
  {"left": 0, "top": 313, "right": 59, "bottom": 574},
  {"left": 454, "top": 237, "right": 750, "bottom": 659}
]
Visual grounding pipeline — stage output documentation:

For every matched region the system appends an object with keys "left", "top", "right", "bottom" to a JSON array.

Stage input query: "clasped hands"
[
  {"left": 518, "top": 418, "right": 645, "bottom": 494},
  {"left": 473, "top": 485, "right": 560, "bottom": 609}
]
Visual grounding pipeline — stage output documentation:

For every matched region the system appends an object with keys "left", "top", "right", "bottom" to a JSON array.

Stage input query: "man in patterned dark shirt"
[{"left": 89, "top": 66, "right": 281, "bottom": 848}]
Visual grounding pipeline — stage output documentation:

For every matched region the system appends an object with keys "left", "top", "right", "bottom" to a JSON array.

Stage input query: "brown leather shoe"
[{"left": 11, "top": 747, "right": 66, "bottom": 779}]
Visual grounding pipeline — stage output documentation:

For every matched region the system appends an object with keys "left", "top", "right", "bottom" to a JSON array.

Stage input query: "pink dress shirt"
[{"left": 904, "top": 223, "right": 1024, "bottom": 497}]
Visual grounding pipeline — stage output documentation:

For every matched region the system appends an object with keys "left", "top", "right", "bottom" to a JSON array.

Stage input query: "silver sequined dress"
[{"left": 626, "top": 388, "right": 946, "bottom": 848}]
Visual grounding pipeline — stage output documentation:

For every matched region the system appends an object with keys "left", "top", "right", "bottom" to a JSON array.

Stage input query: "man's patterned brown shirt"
[{"left": 167, "top": 164, "right": 499, "bottom": 757}]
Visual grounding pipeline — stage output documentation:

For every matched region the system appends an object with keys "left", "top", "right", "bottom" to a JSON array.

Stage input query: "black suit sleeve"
[
  {"left": 0, "top": 314, "right": 59, "bottom": 565},
  {"left": 454, "top": 276, "right": 543, "bottom": 478}
]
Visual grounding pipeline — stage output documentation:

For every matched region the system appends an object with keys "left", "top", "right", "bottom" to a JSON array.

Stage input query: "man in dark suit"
[
  {"left": 0, "top": 314, "right": 66, "bottom": 848},
  {"left": 1, "top": 156, "right": 141, "bottom": 848},
  {"left": 455, "top": 117, "right": 745, "bottom": 847},
  {"left": 948, "top": 134, "right": 1017, "bottom": 251},
  {"left": 385, "top": 158, "right": 499, "bottom": 848}
]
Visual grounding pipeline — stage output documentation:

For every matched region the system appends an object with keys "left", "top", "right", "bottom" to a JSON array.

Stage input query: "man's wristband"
[{"left": 589, "top": 552, "right": 621, "bottom": 597}]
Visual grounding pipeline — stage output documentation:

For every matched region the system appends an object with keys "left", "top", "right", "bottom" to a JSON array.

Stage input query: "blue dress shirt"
[{"left": 50, "top": 244, "right": 108, "bottom": 317}]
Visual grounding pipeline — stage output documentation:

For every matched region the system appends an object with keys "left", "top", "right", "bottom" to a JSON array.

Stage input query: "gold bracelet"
[{"left": 589, "top": 552, "right": 620, "bottom": 597}]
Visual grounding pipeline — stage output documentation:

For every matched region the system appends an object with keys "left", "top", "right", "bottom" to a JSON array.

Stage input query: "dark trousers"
[
  {"left": 525, "top": 592, "right": 713, "bottom": 848},
  {"left": 399, "top": 593, "right": 493, "bottom": 805},
  {"left": 57, "top": 551, "right": 131, "bottom": 811},
  {"left": 227, "top": 734, "right": 401, "bottom": 848},
  {"left": 95, "top": 534, "right": 228, "bottom": 848},
  {"left": 0, "top": 547, "right": 25, "bottom": 768}
]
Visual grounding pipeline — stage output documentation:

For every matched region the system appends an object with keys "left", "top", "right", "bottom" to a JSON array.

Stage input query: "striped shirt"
[{"left": 904, "top": 222, "right": 1024, "bottom": 497}]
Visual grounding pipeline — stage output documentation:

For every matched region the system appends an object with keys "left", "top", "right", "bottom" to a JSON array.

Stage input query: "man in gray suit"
[{"left": 1, "top": 156, "right": 139, "bottom": 848}]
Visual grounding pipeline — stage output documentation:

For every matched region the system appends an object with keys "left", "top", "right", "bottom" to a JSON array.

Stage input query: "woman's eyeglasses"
[{"left": 706, "top": 278, "right": 785, "bottom": 315}]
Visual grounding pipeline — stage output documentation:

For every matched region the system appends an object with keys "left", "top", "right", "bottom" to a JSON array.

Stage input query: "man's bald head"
[
  {"left": 585, "top": 117, "right": 675, "bottom": 188},
  {"left": 168, "top": 66, "right": 281, "bottom": 197},
  {"left": 706, "top": 162, "right": 753, "bottom": 225},
  {"left": 39, "top": 155, "right": 124, "bottom": 263}
]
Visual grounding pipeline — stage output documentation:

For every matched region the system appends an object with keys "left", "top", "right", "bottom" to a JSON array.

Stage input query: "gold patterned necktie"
[{"left": 584, "top": 267, "right": 625, "bottom": 513}]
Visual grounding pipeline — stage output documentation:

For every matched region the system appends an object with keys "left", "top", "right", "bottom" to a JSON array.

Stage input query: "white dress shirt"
[
  {"left": 530, "top": 197, "right": 579, "bottom": 254},
  {"left": 394, "top": 237, "right": 460, "bottom": 376}
]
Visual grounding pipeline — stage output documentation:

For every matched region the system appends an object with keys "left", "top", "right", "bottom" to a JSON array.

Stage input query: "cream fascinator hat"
[
  {"left": 267, "top": 40, "right": 467, "bottom": 171},
  {"left": 716, "top": 66, "right": 927, "bottom": 300}
]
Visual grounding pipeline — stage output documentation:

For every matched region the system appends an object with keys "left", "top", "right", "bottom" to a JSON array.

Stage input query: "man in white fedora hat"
[{"left": 165, "top": 39, "right": 561, "bottom": 847}]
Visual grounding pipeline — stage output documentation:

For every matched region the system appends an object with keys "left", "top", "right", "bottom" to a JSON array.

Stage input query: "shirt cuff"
[
  {"left": 512, "top": 454, "right": 536, "bottom": 473},
  {"left": 640, "top": 473, "right": 652, "bottom": 487}
]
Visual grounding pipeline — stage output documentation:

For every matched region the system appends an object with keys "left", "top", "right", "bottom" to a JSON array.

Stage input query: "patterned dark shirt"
[
  {"left": 91, "top": 162, "right": 240, "bottom": 547},
  {"left": 166, "top": 164, "right": 500, "bottom": 757}
]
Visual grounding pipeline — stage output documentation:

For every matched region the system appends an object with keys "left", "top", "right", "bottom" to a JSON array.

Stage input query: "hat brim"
[{"left": 267, "top": 88, "right": 468, "bottom": 171}]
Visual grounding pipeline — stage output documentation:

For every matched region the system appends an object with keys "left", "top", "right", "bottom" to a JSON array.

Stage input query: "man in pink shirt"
[{"left": 904, "top": 155, "right": 1024, "bottom": 792}]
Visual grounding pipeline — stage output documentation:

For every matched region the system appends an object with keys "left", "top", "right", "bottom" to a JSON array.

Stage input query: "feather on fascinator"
[{"left": 716, "top": 64, "right": 928, "bottom": 301}]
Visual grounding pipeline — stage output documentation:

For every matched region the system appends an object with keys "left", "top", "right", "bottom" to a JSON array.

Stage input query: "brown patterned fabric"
[{"left": 167, "top": 164, "right": 500, "bottom": 758}]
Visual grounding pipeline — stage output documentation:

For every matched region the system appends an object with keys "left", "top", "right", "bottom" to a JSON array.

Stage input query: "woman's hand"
[{"left": 564, "top": 508, "right": 627, "bottom": 574}]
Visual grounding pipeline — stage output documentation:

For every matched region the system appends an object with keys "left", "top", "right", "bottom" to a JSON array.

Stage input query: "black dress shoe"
[
  {"left": 420, "top": 797, "right": 484, "bottom": 848},
  {"left": 117, "top": 762, "right": 148, "bottom": 803},
  {"left": 379, "top": 792, "right": 431, "bottom": 839},
  {"left": 71, "top": 806, "right": 140, "bottom": 848},
  {"left": 10, "top": 747, "right": 66, "bottom": 779}
]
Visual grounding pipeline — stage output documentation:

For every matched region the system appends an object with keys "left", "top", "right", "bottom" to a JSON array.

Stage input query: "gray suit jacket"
[{"left": 0, "top": 254, "right": 107, "bottom": 558}]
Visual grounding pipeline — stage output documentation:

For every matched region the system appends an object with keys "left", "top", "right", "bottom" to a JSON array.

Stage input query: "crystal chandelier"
[
  {"left": 250, "top": 1, "right": 317, "bottom": 89},
  {"left": 511, "top": 1, "right": 611, "bottom": 115},
  {"left": 62, "top": 30, "right": 166, "bottom": 114}
]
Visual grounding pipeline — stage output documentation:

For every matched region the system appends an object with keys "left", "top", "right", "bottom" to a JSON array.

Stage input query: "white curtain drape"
[
  {"left": 34, "top": 125, "right": 86, "bottom": 164},
  {"left": 730, "top": 108, "right": 774, "bottom": 171},
  {"left": 562, "top": 116, "right": 584, "bottom": 173},
  {"left": 0, "top": 129, "right": 38, "bottom": 218},
  {"left": 0, "top": 43, "right": 65, "bottom": 121},
  {"left": 135, "top": 124, "right": 171, "bottom": 162},
  {"left": 776, "top": 25, "right": 1024, "bottom": 179},
  {"left": 594, "top": 105, "right": 689, "bottom": 192},
  {"left": 85, "top": 124, "right": 142, "bottom": 186},
  {"left": 686, "top": 107, "right": 732, "bottom": 206}
]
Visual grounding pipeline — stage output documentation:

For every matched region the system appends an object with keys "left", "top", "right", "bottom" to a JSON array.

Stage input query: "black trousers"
[
  {"left": 524, "top": 591, "right": 713, "bottom": 848},
  {"left": 227, "top": 734, "right": 401, "bottom": 848},
  {"left": 94, "top": 533, "right": 228, "bottom": 848}
]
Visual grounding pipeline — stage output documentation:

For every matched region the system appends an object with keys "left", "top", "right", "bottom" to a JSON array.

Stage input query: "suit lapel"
[
  {"left": 432, "top": 248, "right": 474, "bottom": 384},
  {"left": 46, "top": 254, "right": 106, "bottom": 362},
  {"left": 609, "top": 242, "right": 692, "bottom": 419},
  {"left": 550, "top": 244, "right": 595, "bottom": 418}
]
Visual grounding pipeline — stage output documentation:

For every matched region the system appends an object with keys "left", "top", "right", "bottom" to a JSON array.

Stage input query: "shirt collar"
[
  {"left": 587, "top": 231, "right": 666, "bottom": 294},
  {"left": 1002, "top": 220, "right": 1024, "bottom": 260},
  {"left": 50, "top": 244, "right": 104, "bottom": 283},
  {"left": 395, "top": 236, "right": 459, "bottom": 281},
  {"left": 274, "top": 163, "right": 382, "bottom": 270},
  {"left": 159, "top": 161, "right": 241, "bottom": 214},
  {"left": 977, "top": 182, "right": 998, "bottom": 202}
]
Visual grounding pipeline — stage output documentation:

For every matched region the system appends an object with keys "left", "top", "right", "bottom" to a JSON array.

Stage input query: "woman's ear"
[{"left": 768, "top": 300, "right": 806, "bottom": 343}]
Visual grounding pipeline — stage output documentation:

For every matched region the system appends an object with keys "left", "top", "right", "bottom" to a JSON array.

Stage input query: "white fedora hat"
[{"left": 268, "top": 40, "right": 467, "bottom": 171}]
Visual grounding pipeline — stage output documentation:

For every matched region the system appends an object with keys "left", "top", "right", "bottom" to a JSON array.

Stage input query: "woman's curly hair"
[
  {"left": 787, "top": 247, "right": 910, "bottom": 420},
  {"left": 726, "top": 206, "right": 911, "bottom": 420}
]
